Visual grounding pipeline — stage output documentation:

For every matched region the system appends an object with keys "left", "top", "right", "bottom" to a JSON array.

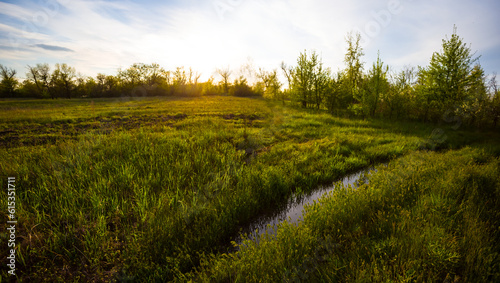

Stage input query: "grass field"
[{"left": 0, "top": 96, "right": 499, "bottom": 282}]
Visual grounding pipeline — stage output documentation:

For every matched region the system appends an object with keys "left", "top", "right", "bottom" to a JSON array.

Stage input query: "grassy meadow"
[{"left": 0, "top": 96, "right": 499, "bottom": 282}]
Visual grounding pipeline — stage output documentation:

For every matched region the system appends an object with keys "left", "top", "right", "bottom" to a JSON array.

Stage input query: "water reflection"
[{"left": 234, "top": 167, "right": 378, "bottom": 247}]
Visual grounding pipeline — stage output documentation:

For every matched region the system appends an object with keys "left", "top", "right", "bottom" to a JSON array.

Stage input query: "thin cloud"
[
  {"left": 0, "top": 1, "right": 35, "bottom": 21},
  {"left": 0, "top": 44, "right": 31, "bottom": 52},
  {"left": 33, "top": 44, "right": 74, "bottom": 52},
  {"left": 0, "top": 0, "right": 498, "bottom": 79}
]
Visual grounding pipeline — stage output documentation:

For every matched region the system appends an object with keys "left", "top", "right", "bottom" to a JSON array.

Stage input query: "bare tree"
[
  {"left": 216, "top": 67, "right": 232, "bottom": 94},
  {"left": 188, "top": 67, "right": 201, "bottom": 85},
  {"left": 280, "top": 61, "right": 293, "bottom": 91},
  {"left": 239, "top": 58, "right": 256, "bottom": 85},
  {"left": 27, "top": 63, "right": 54, "bottom": 98},
  {"left": 489, "top": 72, "right": 498, "bottom": 97}
]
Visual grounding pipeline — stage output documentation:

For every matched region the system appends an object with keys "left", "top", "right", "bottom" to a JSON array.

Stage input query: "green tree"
[
  {"left": 385, "top": 66, "right": 416, "bottom": 119},
  {"left": 186, "top": 67, "right": 202, "bottom": 96},
  {"left": 0, "top": 64, "right": 18, "bottom": 98},
  {"left": 419, "top": 26, "right": 479, "bottom": 120},
  {"left": 280, "top": 61, "right": 293, "bottom": 91},
  {"left": 291, "top": 50, "right": 329, "bottom": 108},
  {"left": 458, "top": 65, "right": 488, "bottom": 126},
  {"left": 200, "top": 76, "right": 218, "bottom": 96},
  {"left": 18, "top": 79, "right": 39, "bottom": 98},
  {"left": 52, "top": 63, "right": 76, "bottom": 98},
  {"left": 325, "top": 72, "right": 345, "bottom": 114},
  {"left": 231, "top": 76, "right": 255, "bottom": 97},
  {"left": 343, "top": 32, "right": 365, "bottom": 107},
  {"left": 117, "top": 64, "right": 141, "bottom": 90},
  {"left": 258, "top": 68, "right": 284, "bottom": 103},
  {"left": 292, "top": 50, "right": 314, "bottom": 107},
  {"left": 415, "top": 66, "right": 441, "bottom": 121},
  {"left": 81, "top": 76, "right": 97, "bottom": 98},
  {"left": 172, "top": 67, "right": 187, "bottom": 95},
  {"left": 117, "top": 63, "right": 166, "bottom": 96},
  {"left": 142, "top": 63, "right": 164, "bottom": 87},
  {"left": 312, "top": 62, "right": 331, "bottom": 109},
  {"left": 356, "top": 52, "right": 389, "bottom": 117},
  {"left": 90, "top": 74, "right": 120, "bottom": 97},
  {"left": 93, "top": 73, "right": 106, "bottom": 97}
]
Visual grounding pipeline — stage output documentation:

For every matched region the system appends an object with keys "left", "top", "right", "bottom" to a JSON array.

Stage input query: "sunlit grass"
[
  {"left": 193, "top": 147, "right": 500, "bottom": 282},
  {"left": 0, "top": 96, "right": 498, "bottom": 281}
]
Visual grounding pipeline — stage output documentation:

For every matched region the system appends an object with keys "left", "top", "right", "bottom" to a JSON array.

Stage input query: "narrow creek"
[{"left": 232, "top": 166, "right": 380, "bottom": 248}]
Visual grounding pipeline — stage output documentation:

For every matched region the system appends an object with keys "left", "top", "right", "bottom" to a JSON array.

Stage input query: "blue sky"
[{"left": 0, "top": 0, "right": 499, "bottom": 82}]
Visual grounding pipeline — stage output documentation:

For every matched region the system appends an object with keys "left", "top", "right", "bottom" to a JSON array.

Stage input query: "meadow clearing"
[{"left": 0, "top": 96, "right": 499, "bottom": 282}]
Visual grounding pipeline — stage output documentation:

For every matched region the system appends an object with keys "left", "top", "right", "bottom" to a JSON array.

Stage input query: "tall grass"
[
  {"left": 193, "top": 147, "right": 500, "bottom": 282},
  {"left": 0, "top": 96, "right": 498, "bottom": 281}
]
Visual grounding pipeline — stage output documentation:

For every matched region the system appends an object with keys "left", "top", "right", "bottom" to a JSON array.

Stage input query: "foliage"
[
  {"left": 418, "top": 26, "right": 481, "bottom": 121},
  {"left": 230, "top": 76, "right": 257, "bottom": 97},
  {"left": 383, "top": 66, "right": 417, "bottom": 119},
  {"left": 257, "top": 68, "right": 284, "bottom": 102},
  {"left": 0, "top": 64, "right": 18, "bottom": 98},
  {"left": 356, "top": 52, "right": 389, "bottom": 117},
  {"left": 51, "top": 63, "right": 76, "bottom": 99},
  {"left": 290, "top": 50, "right": 331, "bottom": 109},
  {"left": 343, "top": 31, "right": 365, "bottom": 107}
]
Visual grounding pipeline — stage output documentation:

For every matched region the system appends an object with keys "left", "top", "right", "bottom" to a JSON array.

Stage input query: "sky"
[{"left": 0, "top": 0, "right": 499, "bottom": 82}]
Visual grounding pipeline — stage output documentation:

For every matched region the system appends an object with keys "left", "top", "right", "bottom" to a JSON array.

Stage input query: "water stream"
[{"left": 233, "top": 166, "right": 379, "bottom": 247}]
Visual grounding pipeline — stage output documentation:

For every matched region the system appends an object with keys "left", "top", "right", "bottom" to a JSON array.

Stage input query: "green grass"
[
  {"left": 0, "top": 96, "right": 498, "bottom": 281},
  {"left": 192, "top": 147, "right": 500, "bottom": 282}
]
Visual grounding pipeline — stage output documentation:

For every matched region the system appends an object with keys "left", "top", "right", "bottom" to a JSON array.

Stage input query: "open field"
[{"left": 0, "top": 96, "right": 499, "bottom": 282}]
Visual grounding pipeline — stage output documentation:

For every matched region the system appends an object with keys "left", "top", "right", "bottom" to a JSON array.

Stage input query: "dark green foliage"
[
  {"left": 230, "top": 76, "right": 256, "bottom": 97},
  {"left": 0, "top": 64, "right": 18, "bottom": 98}
]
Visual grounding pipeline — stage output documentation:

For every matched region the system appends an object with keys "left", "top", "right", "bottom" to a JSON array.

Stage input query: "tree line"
[
  {"left": 0, "top": 62, "right": 261, "bottom": 99},
  {"left": 283, "top": 29, "right": 499, "bottom": 127},
  {"left": 1, "top": 28, "right": 499, "bottom": 127}
]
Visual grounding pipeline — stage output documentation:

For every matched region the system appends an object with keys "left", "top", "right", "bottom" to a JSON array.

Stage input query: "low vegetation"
[
  {"left": 0, "top": 95, "right": 499, "bottom": 282},
  {"left": 191, "top": 146, "right": 500, "bottom": 282}
]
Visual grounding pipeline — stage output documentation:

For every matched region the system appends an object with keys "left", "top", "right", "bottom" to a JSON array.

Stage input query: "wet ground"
[{"left": 233, "top": 166, "right": 381, "bottom": 248}]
